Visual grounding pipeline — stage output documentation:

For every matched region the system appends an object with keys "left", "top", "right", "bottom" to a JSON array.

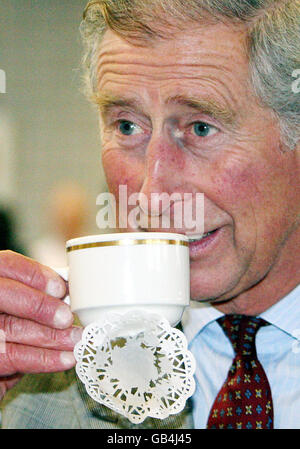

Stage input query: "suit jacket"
[{"left": 0, "top": 368, "right": 194, "bottom": 429}]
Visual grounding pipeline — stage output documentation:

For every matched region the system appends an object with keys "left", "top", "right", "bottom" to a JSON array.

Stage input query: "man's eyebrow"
[
  {"left": 165, "top": 95, "right": 237, "bottom": 125},
  {"left": 94, "top": 92, "right": 236, "bottom": 125},
  {"left": 93, "top": 93, "right": 145, "bottom": 116}
]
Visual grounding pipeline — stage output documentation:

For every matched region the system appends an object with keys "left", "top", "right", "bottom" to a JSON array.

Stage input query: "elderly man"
[{"left": 0, "top": 0, "right": 299, "bottom": 429}]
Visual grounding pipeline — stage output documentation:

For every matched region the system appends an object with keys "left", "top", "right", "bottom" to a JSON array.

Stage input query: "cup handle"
[{"left": 51, "top": 266, "right": 70, "bottom": 305}]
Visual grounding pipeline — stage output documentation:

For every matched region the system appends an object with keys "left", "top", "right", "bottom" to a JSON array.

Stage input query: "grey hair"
[{"left": 80, "top": 0, "right": 300, "bottom": 149}]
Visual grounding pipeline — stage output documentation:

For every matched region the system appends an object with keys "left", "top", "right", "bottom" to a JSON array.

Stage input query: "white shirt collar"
[
  {"left": 181, "top": 299, "right": 222, "bottom": 344},
  {"left": 259, "top": 283, "right": 300, "bottom": 338},
  {"left": 182, "top": 283, "right": 300, "bottom": 345}
]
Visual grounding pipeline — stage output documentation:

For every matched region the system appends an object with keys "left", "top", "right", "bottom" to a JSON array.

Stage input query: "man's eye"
[
  {"left": 193, "top": 122, "right": 218, "bottom": 137},
  {"left": 118, "top": 120, "right": 141, "bottom": 136}
]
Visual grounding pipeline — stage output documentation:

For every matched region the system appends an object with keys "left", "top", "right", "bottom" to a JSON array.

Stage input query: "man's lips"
[
  {"left": 186, "top": 229, "right": 217, "bottom": 241},
  {"left": 188, "top": 227, "right": 223, "bottom": 259},
  {"left": 137, "top": 226, "right": 223, "bottom": 237},
  {"left": 136, "top": 225, "right": 224, "bottom": 257}
]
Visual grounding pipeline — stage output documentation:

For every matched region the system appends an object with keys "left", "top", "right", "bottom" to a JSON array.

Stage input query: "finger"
[
  {"left": 0, "top": 373, "right": 23, "bottom": 400},
  {"left": 0, "top": 343, "right": 76, "bottom": 376},
  {"left": 0, "top": 314, "right": 83, "bottom": 351},
  {"left": 0, "top": 251, "right": 66, "bottom": 298},
  {"left": 0, "top": 278, "right": 73, "bottom": 329}
]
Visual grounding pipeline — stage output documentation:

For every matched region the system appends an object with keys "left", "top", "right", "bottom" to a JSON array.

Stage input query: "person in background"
[
  {"left": 30, "top": 182, "right": 89, "bottom": 267},
  {"left": 0, "top": 207, "right": 26, "bottom": 255}
]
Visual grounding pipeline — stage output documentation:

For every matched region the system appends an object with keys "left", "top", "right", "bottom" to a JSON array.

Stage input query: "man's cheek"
[
  {"left": 102, "top": 150, "right": 143, "bottom": 198},
  {"left": 211, "top": 158, "right": 260, "bottom": 206}
]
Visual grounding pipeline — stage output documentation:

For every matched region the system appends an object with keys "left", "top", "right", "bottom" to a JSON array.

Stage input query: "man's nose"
[{"left": 138, "top": 135, "right": 185, "bottom": 216}]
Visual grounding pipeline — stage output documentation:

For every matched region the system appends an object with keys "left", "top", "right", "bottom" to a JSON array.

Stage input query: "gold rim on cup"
[{"left": 66, "top": 238, "right": 188, "bottom": 253}]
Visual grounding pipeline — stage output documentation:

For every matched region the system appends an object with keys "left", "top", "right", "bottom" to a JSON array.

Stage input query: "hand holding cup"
[{"left": 0, "top": 250, "right": 83, "bottom": 401}]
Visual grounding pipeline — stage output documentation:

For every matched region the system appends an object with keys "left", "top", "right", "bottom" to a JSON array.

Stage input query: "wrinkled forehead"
[
  {"left": 97, "top": 22, "right": 249, "bottom": 68},
  {"left": 95, "top": 24, "right": 251, "bottom": 114}
]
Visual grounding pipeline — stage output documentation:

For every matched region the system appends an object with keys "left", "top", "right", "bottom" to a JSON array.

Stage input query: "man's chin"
[
  {"left": 190, "top": 295, "right": 233, "bottom": 305},
  {"left": 190, "top": 278, "right": 243, "bottom": 305}
]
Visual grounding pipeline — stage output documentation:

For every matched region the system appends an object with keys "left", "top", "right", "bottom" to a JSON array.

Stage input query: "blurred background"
[{"left": 0, "top": 0, "right": 107, "bottom": 265}]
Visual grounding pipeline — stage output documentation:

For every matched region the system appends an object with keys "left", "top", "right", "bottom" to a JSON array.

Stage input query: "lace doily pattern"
[{"left": 74, "top": 310, "right": 196, "bottom": 424}]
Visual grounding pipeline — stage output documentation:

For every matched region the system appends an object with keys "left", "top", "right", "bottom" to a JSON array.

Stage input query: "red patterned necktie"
[{"left": 206, "top": 314, "right": 274, "bottom": 429}]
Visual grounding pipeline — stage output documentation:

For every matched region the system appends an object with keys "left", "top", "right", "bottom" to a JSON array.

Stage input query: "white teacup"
[{"left": 54, "top": 232, "right": 190, "bottom": 327}]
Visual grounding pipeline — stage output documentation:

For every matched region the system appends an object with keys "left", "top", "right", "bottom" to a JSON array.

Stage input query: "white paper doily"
[{"left": 74, "top": 310, "right": 196, "bottom": 424}]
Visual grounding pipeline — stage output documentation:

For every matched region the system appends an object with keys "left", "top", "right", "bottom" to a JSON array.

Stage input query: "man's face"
[{"left": 96, "top": 23, "right": 300, "bottom": 305}]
